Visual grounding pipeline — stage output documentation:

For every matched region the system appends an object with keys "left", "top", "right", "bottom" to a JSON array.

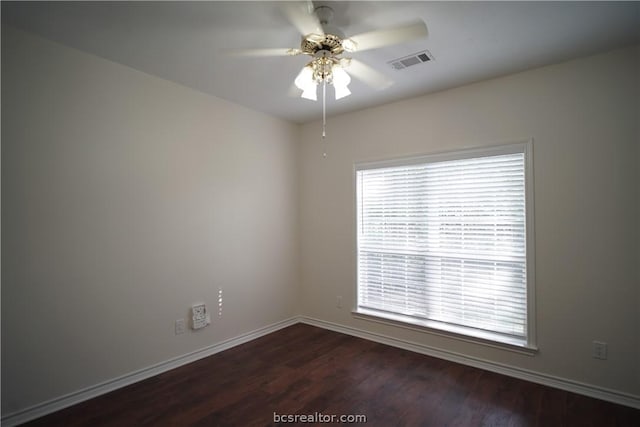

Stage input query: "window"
[{"left": 355, "top": 142, "right": 534, "bottom": 348}]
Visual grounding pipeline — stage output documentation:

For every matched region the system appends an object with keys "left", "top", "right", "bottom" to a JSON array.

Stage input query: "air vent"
[{"left": 389, "top": 50, "right": 433, "bottom": 70}]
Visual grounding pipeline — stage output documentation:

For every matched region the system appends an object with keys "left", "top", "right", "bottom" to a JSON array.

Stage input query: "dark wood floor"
[{"left": 23, "top": 323, "right": 640, "bottom": 426}]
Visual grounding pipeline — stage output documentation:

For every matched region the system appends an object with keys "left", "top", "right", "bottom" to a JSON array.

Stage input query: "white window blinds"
[{"left": 356, "top": 146, "right": 530, "bottom": 345}]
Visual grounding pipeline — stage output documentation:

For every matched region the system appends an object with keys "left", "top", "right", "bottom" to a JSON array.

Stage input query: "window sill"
[{"left": 352, "top": 308, "right": 538, "bottom": 356}]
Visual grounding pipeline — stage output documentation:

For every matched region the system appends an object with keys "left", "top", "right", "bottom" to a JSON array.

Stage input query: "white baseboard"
[
  {"left": 4, "top": 314, "right": 638, "bottom": 426},
  {"left": 1, "top": 317, "right": 299, "bottom": 427},
  {"left": 299, "top": 316, "right": 640, "bottom": 410}
]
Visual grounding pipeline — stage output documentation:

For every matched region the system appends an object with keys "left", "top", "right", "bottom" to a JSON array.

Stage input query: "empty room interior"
[{"left": 1, "top": 1, "right": 639, "bottom": 426}]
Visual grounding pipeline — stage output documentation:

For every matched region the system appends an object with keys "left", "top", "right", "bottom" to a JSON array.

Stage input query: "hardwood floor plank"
[{"left": 20, "top": 324, "right": 640, "bottom": 426}]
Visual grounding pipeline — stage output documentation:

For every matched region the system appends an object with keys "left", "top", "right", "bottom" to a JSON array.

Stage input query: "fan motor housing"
[{"left": 301, "top": 33, "right": 345, "bottom": 56}]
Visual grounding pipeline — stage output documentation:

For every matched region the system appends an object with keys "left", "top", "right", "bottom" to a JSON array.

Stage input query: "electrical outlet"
[
  {"left": 175, "top": 318, "right": 186, "bottom": 335},
  {"left": 336, "top": 296, "right": 343, "bottom": 309},
  {"left": 592, "top": 341, "right": 607, "bottom": 360}
]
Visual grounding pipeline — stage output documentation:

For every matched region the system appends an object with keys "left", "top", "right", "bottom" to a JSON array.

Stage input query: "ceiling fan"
[{"left": 231, "top": 1, "right": 428, "bottom": 142}]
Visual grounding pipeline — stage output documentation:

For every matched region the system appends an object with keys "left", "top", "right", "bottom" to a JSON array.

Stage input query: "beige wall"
[
  {"left": 299, "top": 46, "right": 640, "bottom": 395},
  {"left": 1, "top": 27, "right": 299, "bottom": 414}
]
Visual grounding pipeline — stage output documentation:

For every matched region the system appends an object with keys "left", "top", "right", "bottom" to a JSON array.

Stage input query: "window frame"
[{"left": 353, "top": 140, "right": 537, "bottom": 353}]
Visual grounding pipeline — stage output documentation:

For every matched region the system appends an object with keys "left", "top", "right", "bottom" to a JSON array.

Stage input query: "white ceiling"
[{"left": 3, "top": 1, "right": 639, "bottom": 123}]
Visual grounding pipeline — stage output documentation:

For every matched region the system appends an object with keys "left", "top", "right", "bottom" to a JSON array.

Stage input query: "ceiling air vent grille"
[{"left": 389, "top": 50, "right": 433, "bottom": 70}]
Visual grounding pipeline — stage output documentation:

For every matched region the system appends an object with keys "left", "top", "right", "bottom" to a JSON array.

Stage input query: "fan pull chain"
[{"left": 322, "top": 80, "right": 327, "bottom": 158}]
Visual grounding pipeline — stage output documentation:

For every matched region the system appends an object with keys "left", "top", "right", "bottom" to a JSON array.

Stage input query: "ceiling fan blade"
[
  {"left": 282, "top": 1, "right": 324, "bottom": 36},
  {"left": 347, "top": 20, "right": 428, "bottom": 52},
  {"left": 225, "top": 48, "right": 302, "bottom": 57},
  {"left": 345, "top": 59, "right": 394, "bottom": 90}
]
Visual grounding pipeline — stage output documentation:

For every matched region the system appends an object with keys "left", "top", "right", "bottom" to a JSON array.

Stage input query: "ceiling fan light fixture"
[
  {"left": 301, "top": 85, "right": 318, "bottom": 101},
  {"left": 334, "top": 84, "right": 351, "bottom": 100},
  {"left": 295, "top": 65, "right": 318, "bottom": 100},
  {"left": 332, "top": 66, "right": 351, "bottom": 100},
  {"left": 294, "top": 64, "right": 313, "bottom": 89}
]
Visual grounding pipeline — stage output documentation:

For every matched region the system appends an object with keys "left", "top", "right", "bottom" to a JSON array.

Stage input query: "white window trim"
[{"left": 352, "top": 139, "right": 537, "bottom": 353}]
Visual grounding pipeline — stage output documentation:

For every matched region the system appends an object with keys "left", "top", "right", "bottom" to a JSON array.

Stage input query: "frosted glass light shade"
[
  {"left": 301, "top": 86, "right": 318, "bottom": 101},
  {"left": 295, "top": 66, "right": 317, "bottom": 101},
  {"left": 332, "top": 67, "right": 351, "bottom": 100}
]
